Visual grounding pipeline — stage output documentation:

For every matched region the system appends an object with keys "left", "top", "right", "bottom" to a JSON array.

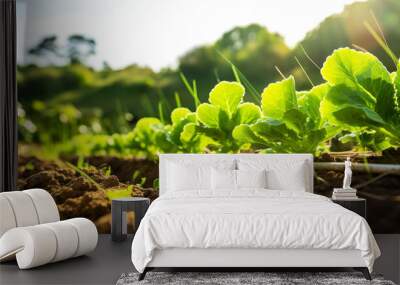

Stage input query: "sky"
[{"left": 17, "top": 0, "right": 362, "bottom": 71}]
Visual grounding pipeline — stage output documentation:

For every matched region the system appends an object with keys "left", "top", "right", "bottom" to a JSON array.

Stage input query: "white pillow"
[
  {"left": 166, "top": 159, "right": 236, "bottom": 192},
  {"left": 211, "top": 168, "right": 236, "bottom": 190},
  {"left": 167, "top": 163, "right": 211, "bottom": 191},
  {"left": 265, "top": 161, "right": 306, "bottom": 191},
  {"left": 237, "top": 159, "right": 307, "bottom": 191},
  {"left": 236, "top": 169, "right": 267, "bottom": 189}
]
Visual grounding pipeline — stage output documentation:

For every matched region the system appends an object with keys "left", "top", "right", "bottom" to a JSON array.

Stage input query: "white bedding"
[{"left": 131, "top": 190, "right": 380, "bottom": 273}]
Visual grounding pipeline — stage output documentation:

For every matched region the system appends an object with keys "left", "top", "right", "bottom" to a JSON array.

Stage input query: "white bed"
[{"left": 131, "top": 154, "right": 380, "bottom": 280}]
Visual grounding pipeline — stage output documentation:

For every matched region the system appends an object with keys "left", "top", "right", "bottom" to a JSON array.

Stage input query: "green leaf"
[
  {"left": 357, "top": 130, "right": 393, "bottom": 152},
  {"left": 251, "top": 118, "right": 297, "bottom": 142},
  {"left": 197, "top": 103, "right": 220, "bottom": 128},
  {"left": 372, "top": 132, "right": 394, "bottom": 151},
  {"left": 171, "top": 107, "right": 191, "bottom": 124},
  {"left": 320, "top": 84, "right": 369, "bottom": 123},
  {"left": 180, "top": 123, "right": 197, "bottom": 144},
  {"left": 196, "top": 125, "right": 226, "bottom": 141},
  {"left": 306, "top": 129, "right": 327, "bottom": 150},
  {"left": 180, "top": 123, "right": 216, "bottom": 152},
  {"left": 218, "top": 109, "right": 233, "bottom": 133},
  {"left": 375, "top": 81, "right": 397, "bottom": 122},
  {"left": 395, "top": 61, "right": 400, "bottom": 93},
  {"left": 332, "top": 106, "right": 386, "bottom": 128},
  {"left": 209, "top": 81, "right": 244, "bottom": 116},
  {"left": 298, "top": 83, "right": 329, "bottom": 126},
  {"left": 261, "top": 76, "right": 297, "bottom": 119},
  {"left": 392, "top": 61, "right": 400, "bottom": 122},
  {"left": 282, "top": 109, "right": 307, "bottom": 133},
  {"left": 321, "top": 82, "right": 399, "bottom": 129},
  {"left": 155, "top": 128, "right": 177, "bottom": 152},
  {"left": 139, "top": 118, "right": 162, "bottom": 129},
  {"left": 106, "top": 188, "right": 133, "bottom": 200},
  {"left": 133, "top": 117, "right": 161, "bottom": 138},
  {"left": 234, "top": 103, "right": 262, "bottom": 125},
  {"left": 168, "top": 111, "right": 197, "bottom": 146},
  {"left": 169, "top": 120, "right": 189, "bottom": 145},
  {"left": 232, "top": 124, "right": 267, "bottom": 145},
  {"left": 327, "top": 84, "right": 370, "bottom": 107},
  {"left": 321, "top": 48, "right": 391, "bottom": 104}
]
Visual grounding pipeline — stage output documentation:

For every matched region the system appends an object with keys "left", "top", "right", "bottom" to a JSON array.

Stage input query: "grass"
[{"left": 105, "top": 185, "right": 133, "bottom": 200}]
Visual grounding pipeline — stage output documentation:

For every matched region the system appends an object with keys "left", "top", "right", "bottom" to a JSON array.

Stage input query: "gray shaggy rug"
[{"left": 116, "top": 272, "right": 395, "bottom": 285}]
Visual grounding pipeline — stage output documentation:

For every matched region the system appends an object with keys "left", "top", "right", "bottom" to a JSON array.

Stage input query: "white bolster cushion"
[
  {"left": 64, "top": 218, "right": 98, "bottom": 257},
  {"left": 42, "top": 221, "right": 79, "bottom": 262},
  {"left": 0, "top": 189, "right": 60, "bottom": 238},
  {"left": 0, "top": 191, "right": 39, "bottom": 227},
  {"left": 0, "top": 218, "right": 97, "bottom": 269},
  {"left": 23, "top": 189, "right": 60, "bottom": 224},
  {"left": 0, "top": 196, "right": 17, "bottom": 237},
  {"left": 0, "top": 226, "right": 57, "bottom": 269}
]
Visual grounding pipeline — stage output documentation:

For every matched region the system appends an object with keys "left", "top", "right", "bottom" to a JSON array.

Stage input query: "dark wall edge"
[{"left": 0, "top": 0, "right": 17, "bottom": 192}]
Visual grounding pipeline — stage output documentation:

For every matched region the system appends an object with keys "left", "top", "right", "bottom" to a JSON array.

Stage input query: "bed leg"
[
  {"left": 354, "top": 267, "right": 371, "bottom": 280},
  {"left": 138, "top": 268, "right": 148, "bottom": 281}
]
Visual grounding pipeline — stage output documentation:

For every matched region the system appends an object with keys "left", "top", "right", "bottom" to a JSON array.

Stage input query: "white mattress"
[{"left": 131, "top": 190, "right": 380, "bottom": 273}]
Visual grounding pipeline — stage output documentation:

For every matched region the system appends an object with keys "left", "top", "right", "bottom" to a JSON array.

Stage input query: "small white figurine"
[{"left": 342, "top": 157, "right": 352, "bottom": 189}]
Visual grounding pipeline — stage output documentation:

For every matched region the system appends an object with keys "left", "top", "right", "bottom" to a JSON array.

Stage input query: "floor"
[
  {"left": 0, "top": 234, "right": 399, "bottom": 285},
  {"left": 0, "top": 235, "right": 135, "bottom": 285}
]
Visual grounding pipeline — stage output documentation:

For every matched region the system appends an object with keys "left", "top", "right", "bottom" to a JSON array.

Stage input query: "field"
[
  {"left": 17, "top": 155, "right": 159, "bottom": 233},
  {"left": 17, "top": 150, "right": 400, "bottom": 233},
  {"left": 17, "top": 0, "right": 400, "bottom": 233},
  {"left": 18, "top": 47, "right": 400, "bottom": 233}
]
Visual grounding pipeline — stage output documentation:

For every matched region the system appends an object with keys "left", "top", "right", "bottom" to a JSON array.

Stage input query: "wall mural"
[{"left": 17, "top": 0, "right": 400, "bottom": 233}]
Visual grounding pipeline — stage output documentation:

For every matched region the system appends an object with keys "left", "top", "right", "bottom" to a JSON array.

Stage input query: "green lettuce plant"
[
  {"left": 320, "top": 48, "right": 400, "bottom": 151},
  {"left": 233, "top": 77, "right": 338, "bottom": 154},
  {"left": 156, "top": 107, "right": 211, "bottom": 153},
  {"left": 61, "top": 47, "right": 400, "bottom": 158},
  {"left": 196, "top": 81, "right": 261, "bottom": 152}
]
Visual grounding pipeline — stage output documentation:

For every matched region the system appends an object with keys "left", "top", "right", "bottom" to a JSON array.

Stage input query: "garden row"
[{"left": 63, "top": 48, "right": 400, "bottom": 159}]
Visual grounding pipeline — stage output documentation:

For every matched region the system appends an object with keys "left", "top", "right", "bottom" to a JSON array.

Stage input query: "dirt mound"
[
  {"left": 17, "top": 156, "right": 158, "bottom": 233},
  {"left": 64, "top": 155, "right": 159, "bottom": 188}
]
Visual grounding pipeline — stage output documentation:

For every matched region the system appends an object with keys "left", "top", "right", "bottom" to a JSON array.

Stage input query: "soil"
[
  {"left": 17, "top": 156, "right": 158, "bottom": 233},
  {"left": 316, "top": 148, "right": 400, "bottom": 163},
  {"left": 314, "top": 170, "right": 400, "bottom": 233},
  {"left": 17, "top": 152, "right": 400, "bottom": 234},
  {"left": 314, "top": 149, "right": 400, "bottom": 233},
  {"left": 63, "top": 155, "right": 159, "bottom": 188}
]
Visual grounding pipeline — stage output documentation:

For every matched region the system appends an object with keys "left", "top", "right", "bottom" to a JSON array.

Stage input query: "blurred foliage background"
[
  {"left": 15, "top": 0, "right": 400, "bottom": 234},
  {"left": 17, "top": 0, "right": 400, "bottom": 154}
]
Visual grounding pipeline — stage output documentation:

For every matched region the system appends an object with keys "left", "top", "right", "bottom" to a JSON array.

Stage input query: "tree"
[
  {"left": 290, "top": 0, "right": 400, "bottom": 90},
  {"left": 28, "top": 35, "right": 61, "bottom": 58},
  {"left": 178, "top": 24, "right": 291, "bottom": 103},
  {"left": 67, "top": 34, "right": 96, "bottom": 64},
  {"left": 28, "top": 34, "right": 96, "bottom": 65}
]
